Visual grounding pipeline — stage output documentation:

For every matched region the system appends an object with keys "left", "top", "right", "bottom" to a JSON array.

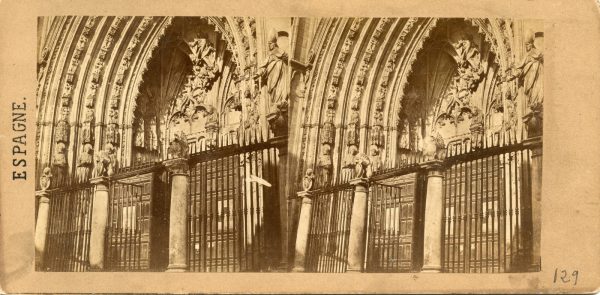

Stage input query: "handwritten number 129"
[{"left": 554, "top": 268, "right": 578, "bottom": 285}]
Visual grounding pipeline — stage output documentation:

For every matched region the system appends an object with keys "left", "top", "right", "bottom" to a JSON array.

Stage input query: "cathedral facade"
[{"left": 35, "top": 17, "right": 543, "bottom": 273}]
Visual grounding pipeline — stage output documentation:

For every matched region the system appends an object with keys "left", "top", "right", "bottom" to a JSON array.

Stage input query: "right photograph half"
[{"left": 287, "top": 17, "right": 543, "bottom": 274}]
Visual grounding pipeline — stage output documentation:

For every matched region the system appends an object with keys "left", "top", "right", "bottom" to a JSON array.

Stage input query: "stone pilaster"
[
  {"left": 292, "top": 191, "right": 313, "bottom": 272},
  {"left": 420, "top": 160, "right": 445, "bottom": 272},
  {"left": 164, "top": 158, "right": 190, "bottom": 272},
  {"left": 34, "top": 190, "right": 51, "bottom": 269},
  {"left": 89, "top": 176, "right": 109, "bottom": 270},
  {"left": 346, "top": 178, "right": 369, "bottom": 273}
]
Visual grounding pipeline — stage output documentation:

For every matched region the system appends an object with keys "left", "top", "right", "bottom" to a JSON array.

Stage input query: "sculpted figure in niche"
[
  {"left": 167, "top": 132, "right": 189, "bottom": 159},
  {"left": 76, "top": 143, "right": 94, "bottom": 182},
  {"left": 316, "top": 144, "right": 333, "bottom": 186},
  {"left": 343, "top": 145, "right": 359, "bottom": 169},
  {"left": 320, "top": 110, "right": 336, "bottom": 145},
  {"left": 39, "top": 167, "right": 52, "bottom": 191},
  {"left": 398, "top": 118, "right": 411, "bottom": 151},
  {"left": 53, "top": 142, "right": 68, "bottom": 168},
  {"left": 505, "top": 33, "right": 543, "bottom": 108},
  {"left": 326, "top": 85, "right": 338, "bottom": 109},
  {"left": 81, "top": 109, "right": 94, "bottom": 144},
  {"left": 353, "top": 152, "right": 370, "bottom": 179},
  {"left": 302, "top": 168, "right": 315, "bottom": 191},
  {"left": 369, "top": 146, "right": 382, "bottom": 175},
  {"left": 421, "top": 132, "right": 446, "bottom": 160},
  {"left": 346, "top": 111, "right": 359, "bottom": 146},
  {"left": 257, "top": 30, "right": 288, "bottom": 115}
]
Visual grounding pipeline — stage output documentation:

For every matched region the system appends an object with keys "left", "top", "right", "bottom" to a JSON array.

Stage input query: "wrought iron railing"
[
  {"left": 304, "top": 185, "right": 353, "bottom": 273},
  {"left": 187, "top": 145, "right": 281, "bottom": 272},
  {"left": 365, "top": 174, "right": 424, "bottom": 272},
  {"left": 43, "top": 184, "right": 94, "bottom": 271},
  {"left": 441, "top": 143, "right": 532, "bottom": 273}
]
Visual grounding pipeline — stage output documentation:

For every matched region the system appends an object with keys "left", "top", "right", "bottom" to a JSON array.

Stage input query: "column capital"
[
  {"left": 523, "top": 136, "right": 543, "bottom": 157},
  {"left": 349, "top": 178, "right": 369, "bottom": 192},
  {"left": 90, "top": 176, "right": 109, "bottom": 190},
  {"left": 36, "top": 190, "right": 50, "bottom": 202},
  {"left": 420, "top": 160, "right": 445, "bottom": 177},
  {"left": 163, "top": 158, "right": 190, "bottom": 175}
]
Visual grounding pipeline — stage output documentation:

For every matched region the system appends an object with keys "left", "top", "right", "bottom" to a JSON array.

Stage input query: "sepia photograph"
[{"left": 34, "top": 16, "right": 544, "bottom": 275}]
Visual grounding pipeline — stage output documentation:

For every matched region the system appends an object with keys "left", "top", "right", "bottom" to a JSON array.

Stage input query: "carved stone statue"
[
  {"left": 53, "top": 142, "right": 67, "bottom": 168},
  {"left": 370, "top": 112, "right": 385, "bottom": 148},
  {"left": 326, "top": 85, "right": 338, "bottom": 109},
  {"left": 316, "top": 144, "right": 333, "bottom": 185},
  {"left": 343, "top": 145, "right": 359, "bottom": 169},
  {"left": 257, "top": 29, "right": 288, "bottom": 115},
  {"left": 506, "top": 34, "right": 544, "bottom": 108},
  {"left": 422, "top": 132, "right": 446, "bottom": 160},
  {"left": 76, "top": 143, "right": 94, "bottom": 182},
  {"left": 168, "top": 132, "right": 189, "bottom": 159},
  {"left": 39, "top": 167, "right": 52, "bottom": 190},
  {"left": 353, "top": 152, "right": 370, "bottom": 179},
  {"left": 302, "top": 168, "right": 315, "bottom": 191},
  {"left": 93, "top": 148, "right": 112, "bottom": 177},
  {"left": 346, "top": 111, "right": 360, "bottom": 147},
  {"left": 320, "top": 110, "right": 336, "bottom": 145},
  {"left": 398, "top": 118, "right": 411, "bottom": 151},
  {"left": 369, "top": 145, "right": 382, "bottom": 174}
]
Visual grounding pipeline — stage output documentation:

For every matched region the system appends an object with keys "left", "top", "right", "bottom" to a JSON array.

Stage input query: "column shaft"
[
  {"left": 34, "top": 192, "right": 50, "bottom": 269},
  {"left": 421, "top": 162, "right": 444, "bottom": 272},
  {"left": 530, "top": 144, "right": 542, "bottom": 271},
  {"left": 292, "top": 192, "right": 312, "bottom": 272},
  {"left": 346, "top": 179, "right": 369, "bottom": 273},
  {"left": 89, "top": 177, "right": 109, "bottom": 270},
  {"left": 165, "top": 158, "right": 189, "bottom": 272}
]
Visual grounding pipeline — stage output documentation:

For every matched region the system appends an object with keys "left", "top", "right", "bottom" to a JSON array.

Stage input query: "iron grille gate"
[
  {"left": 44, "top": 185, "right": 93, "bottom": 271},
  {"left": 366, "top": 173, "right": 425, "bottom": 272},
  {"left": 304, "top": 186, "right": 353, "bottom": 273},
  {"left": 187, "top": 146, "right": 280, "bottom": 272},
  {"left": 441, "top": 145, "right": 532, "bottom": 273},
  {"left": 105, "top": 168, "right": 169, "bottom": 271}
]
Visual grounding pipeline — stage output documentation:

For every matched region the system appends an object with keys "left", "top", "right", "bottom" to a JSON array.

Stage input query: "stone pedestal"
[
  {"left": 421, "top": 160, "right": 445, "bottom": 272},
  {"left": 346, "top": 178, "right": 369, "bottom": 273},
  {"left": 89, "top": 177, "right": 109, "bottom": 270},
  {"left": 292, "top": 191, "right": 313, "bottom": 272},
  {"left": 164, "top": 158, "right": 190, "bottom": 272},
  {"left": 524, "top": 136, "right": 542, "bottom": 271},
  {"left": 34, "top": 191, "right": 50, "bottom": 269}
]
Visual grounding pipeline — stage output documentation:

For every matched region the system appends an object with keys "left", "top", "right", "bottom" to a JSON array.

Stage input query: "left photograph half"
[{"left": 35, "top": 16, "right": 291, "bottom": 272}]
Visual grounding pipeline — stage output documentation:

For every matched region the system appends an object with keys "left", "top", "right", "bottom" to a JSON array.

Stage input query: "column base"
[
  {"left": 166, "top": 263, "right": 188, "bottom": 272},
  {"left": 528, "top": 262, "right": 541, "bottom": 272},
  {"left": 346, "top": 267, "right": 362, "bottom": 273},
  {"left": 421, "top": 265, "right": 442, "bottom": 273},
  {"left": 292, "top": 266, "right": 305, "bottom": 272}
]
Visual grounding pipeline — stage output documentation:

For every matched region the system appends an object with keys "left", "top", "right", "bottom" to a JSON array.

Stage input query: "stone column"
[
  {"left": 34, "top": 190, "right": 51, "bottom": 269},
  {"left": 292, "top": 191, "right": 313, "bottom": 272},
  {"left": 164, "top": 158, "right": 189, "bottom": 272},
  {"left": 346, "top": 178, "right": 369, "bottom": 273},
  {"left": 421, "top": 160, "right": 445, "bottom": 272},
  {"left": 89, "top": 176, "right": 110, "bottom": 270},
  {"left": 523, "top": 106, "right": 543, "bottom": 271}
]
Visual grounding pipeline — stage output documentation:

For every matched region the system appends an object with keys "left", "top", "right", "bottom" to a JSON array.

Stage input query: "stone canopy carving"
[{"left": 169, "top": 35, "right": 220, "bottom": 123}]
